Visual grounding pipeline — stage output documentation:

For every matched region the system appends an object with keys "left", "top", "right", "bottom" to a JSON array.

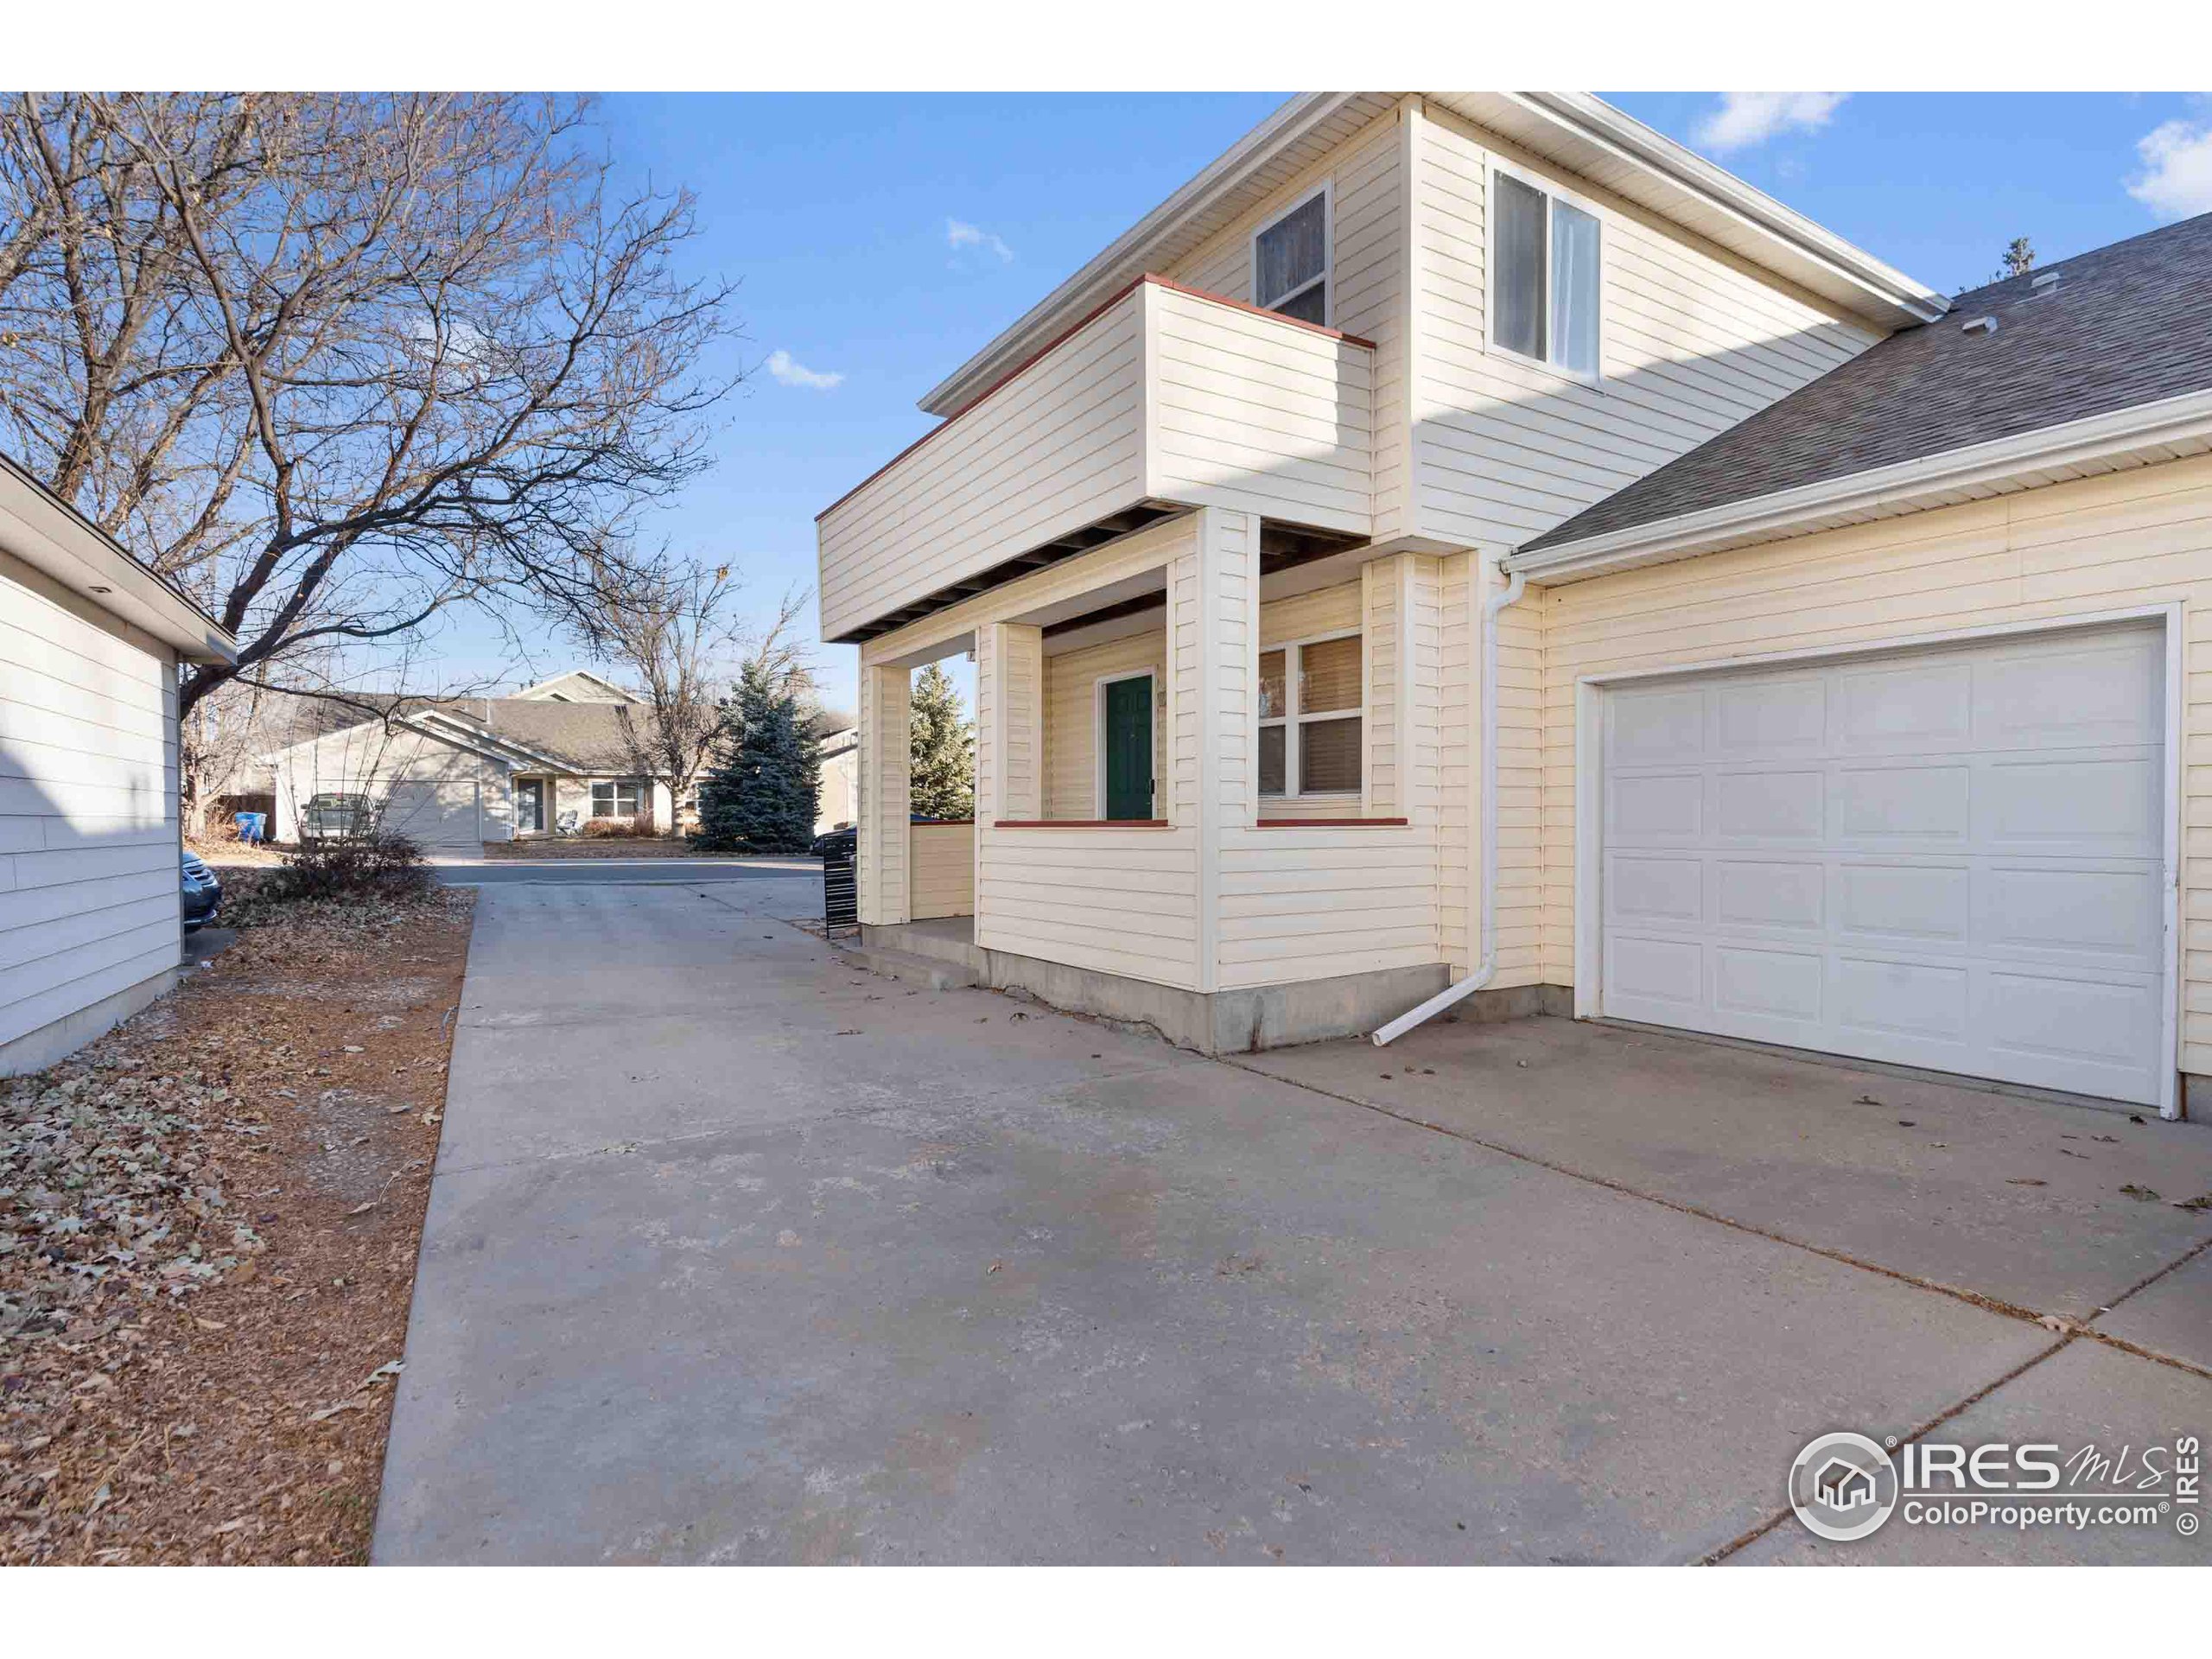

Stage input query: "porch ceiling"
[{"left": 831, "top": 504, "right": 1182, "bottom": 645}]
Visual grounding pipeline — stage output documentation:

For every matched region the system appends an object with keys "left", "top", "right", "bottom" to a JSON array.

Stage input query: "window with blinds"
[{"left": 1258, "top": 632, "right": 1363, "bottom": 798}]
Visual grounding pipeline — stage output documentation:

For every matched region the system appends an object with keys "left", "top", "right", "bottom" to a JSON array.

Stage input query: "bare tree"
[
  {"left": 574, "top": 559, "right": 766, "bottom": 836},
  {"left": 0, "top": 92, "right": 739, "bottom": 721}
]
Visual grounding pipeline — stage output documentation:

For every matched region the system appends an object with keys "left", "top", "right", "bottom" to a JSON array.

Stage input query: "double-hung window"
[
  {"left": 1252, "top": 189, "right": 1330, "bottom": 326},
  {"left": 590, "top": 779, "right": 642, "bottom": 818},
  {"left": 1258, "top": 632, "right": 1363, "bottom": 798},
  {"left": 1492, "top": 169, "right": 1602, "bottom": 379}
]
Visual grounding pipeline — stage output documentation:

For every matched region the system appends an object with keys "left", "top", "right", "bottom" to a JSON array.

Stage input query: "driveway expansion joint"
[{"left": 1215, "top": 1054, "right": 2212, "bottom": 1380}]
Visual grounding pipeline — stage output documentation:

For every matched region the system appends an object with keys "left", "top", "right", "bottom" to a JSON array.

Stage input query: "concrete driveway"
[{"left": 374, "top": 874, "right": 2212, "bottom": 1564}]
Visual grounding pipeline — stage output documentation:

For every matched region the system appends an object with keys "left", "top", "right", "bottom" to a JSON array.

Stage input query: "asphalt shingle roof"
[{"left": 1522, "top": 211, "right": 2212, "bottom": 556}]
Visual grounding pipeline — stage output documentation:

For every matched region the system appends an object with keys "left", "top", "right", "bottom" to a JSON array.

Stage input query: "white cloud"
[
  {"left": 764, "top": 349, "right": 843, "bottom": 391},
  {"left": 2129, "top": 116, "right": 2212, "bottom": 219},
  {"left": 1693, "top": 92, "right": 1849, "bottom": 154},
  {"left": 946, "top": 218, "right": 1014, "bottom": 263}
]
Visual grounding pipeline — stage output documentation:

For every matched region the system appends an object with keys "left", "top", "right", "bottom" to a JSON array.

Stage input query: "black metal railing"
[{"left": 823, "top": 842, "right": 857, "bottom": 930}]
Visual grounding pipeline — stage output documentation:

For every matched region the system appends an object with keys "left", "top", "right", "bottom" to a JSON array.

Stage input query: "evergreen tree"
[
  {"left": 908, "top": 663, "right": 975, "bottom": 820},
  {"left": 692, "top": 661, "right": 821, "bottom": 852}
]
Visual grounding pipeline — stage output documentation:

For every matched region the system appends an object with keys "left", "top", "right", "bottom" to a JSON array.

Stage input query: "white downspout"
[{"left": 1372, "top": 556, "right": 1528, "bottom": 1046}]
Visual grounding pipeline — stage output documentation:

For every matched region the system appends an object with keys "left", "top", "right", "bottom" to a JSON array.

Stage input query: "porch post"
[
  {"left": 1168, "top": 505, "right": 1259, "bottom": 993},
  {"left": 857, "top": 659, "right": 911, "bottom": 926},
  {"left": 985, "top": 621, "right": 1044, "bottom": 821}
]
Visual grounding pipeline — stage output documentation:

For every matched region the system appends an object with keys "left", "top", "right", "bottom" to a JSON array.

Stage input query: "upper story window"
[
  {"left": 1258, "top": 631, "right": 1362, "bottom": 798},
  {"left": 1253, "top": 189, "right": 1330, "bottom": 326},
  {"left": 1492, "top": 170, "right": 1602, "bottom": 380}
]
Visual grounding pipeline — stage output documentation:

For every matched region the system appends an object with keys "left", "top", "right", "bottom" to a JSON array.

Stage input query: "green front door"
[{"left": 1103, "top": 676, "right": 1154, "bottom": 820}]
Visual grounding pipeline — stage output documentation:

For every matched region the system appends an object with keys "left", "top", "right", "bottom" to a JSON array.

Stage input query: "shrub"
[
  {"left": 578, "top": 812, "right": 655, "bottom": 839},
  {"left": 270, "top": 832, "right": 435, "bottom": 902}
]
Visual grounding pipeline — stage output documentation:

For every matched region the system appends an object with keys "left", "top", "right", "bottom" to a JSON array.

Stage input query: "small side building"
[{"left": 1, "top": 454, "right": 236, "bottom": 1074}]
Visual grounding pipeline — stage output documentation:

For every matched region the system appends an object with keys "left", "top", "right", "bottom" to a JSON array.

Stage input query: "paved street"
[
  {"left": 374, "top": 873, "right": 2212, "bottom": 1564},
  {"left": 430, "top": 856, "right": 817, "bottom": 887}
]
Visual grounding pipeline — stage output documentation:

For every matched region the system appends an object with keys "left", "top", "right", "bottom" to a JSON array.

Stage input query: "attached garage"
[
  {"left": 380, "top": 779, "right": 486, "bottom": 851},
  {"left": 1586, "top": 621, "right": 2173, "bottom": 1109}
]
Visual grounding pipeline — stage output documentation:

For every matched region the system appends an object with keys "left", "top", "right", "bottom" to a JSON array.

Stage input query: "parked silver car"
[{"left": 181, "top": 850, "right": 223, "bottom": 931}]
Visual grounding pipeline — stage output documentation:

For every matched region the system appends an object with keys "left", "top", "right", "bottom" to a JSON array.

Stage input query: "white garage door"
[
  {"left": 1598, "top": 623, "right": 2170, "bottom": 1107},
  {"left": 381, "top": 779, "right": 484, "bottom": 851}
]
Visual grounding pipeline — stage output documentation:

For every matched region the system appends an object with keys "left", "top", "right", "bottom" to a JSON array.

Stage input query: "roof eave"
[
  {"left": 916, "top": 92, "right": 1368, "bottom": 418},
  {"left": 1505, "top": 92, "right": 1949, "bottom": 328},
  {"left": 1506, "top": 388, "right": 2212, "bottom": 584},
  {"left": 0, "top": 452, "right": 236, "bottom": 663},
  {"left": 914, "top": 91, "right": 1945, "bottom": 423}
]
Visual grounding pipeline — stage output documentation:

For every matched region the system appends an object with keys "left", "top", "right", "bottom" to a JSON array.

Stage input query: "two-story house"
[{"left": 818, "top": 92, "right": 2212, "bottom": 1120}]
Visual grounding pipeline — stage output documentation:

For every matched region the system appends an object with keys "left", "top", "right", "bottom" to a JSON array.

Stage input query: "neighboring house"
[
  {"left": 265, "top": 671, "right": 677, "bottom": 849},
  {"left": 816, "top": 710, "right": 857, "bottom": 834},
  {"left": 819, "top": 89, "right": 2212, "bottom": 1121},
  {"left": 0, "top": 452, "right": 236, "bottom": 1074}
]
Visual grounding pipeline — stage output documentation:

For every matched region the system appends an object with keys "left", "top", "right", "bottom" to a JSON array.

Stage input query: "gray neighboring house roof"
[
  {"left": 1521, "top": 211, "right": 2212, "bottom": 557},
  {"left": 421, "top": 697, "right": 645, "bottom": 774}
]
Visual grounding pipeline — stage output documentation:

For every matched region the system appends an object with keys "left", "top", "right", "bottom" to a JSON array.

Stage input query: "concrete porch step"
[{"left": 834, "top": 941, "right": 982, "bottom": 993}]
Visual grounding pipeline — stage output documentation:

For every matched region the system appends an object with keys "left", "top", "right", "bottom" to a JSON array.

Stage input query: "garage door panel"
[
  {"left": 1608, "top": 771, "right": 1702, "bottom": 841},
  {"left": 1834, "top": 659, "right": 1974, "bottom": 749},
  {"left": 1979, "top": 754, "right": 2158, "bottom": 849},
  {"left": 1602, "top": 933, "right": 1704, "bottom": 1012},
  {"left": 1834, "top": 762, "right": 1971, "bottom": 843},
  {"left": 1834, "top": 861, "right": 1971, "bottom": 944},
  {"left": 1599, "top": 622, "right": 2168, "bottom": 1108},
  {"left": 1977, "top": 635, "right": 2161, "bottom": 747},
  {"left": 1983, "top": 865, "right": 2164, "bottom": 961},
  {"left": 1834, "top": 955, "right": 1971, "bottom": 1042},
  {"left": 1713, "top": 767, "right": 1823, "bottom": 839},
  {"left": 1713, "top": 859, "right": 1823, "bottom": 929},
  {"left": 1712, "top": 675, "right": 1825, "bottom": 757},
  {"left": 1605, "top": 855, "right": 1702, "bottom": 925},
  {"left": 1607, "top": 686, "right": 1706, "bottom": 762},
  {"left": 1712, "top": 944, "right": 1823, "bottom": 1021}
]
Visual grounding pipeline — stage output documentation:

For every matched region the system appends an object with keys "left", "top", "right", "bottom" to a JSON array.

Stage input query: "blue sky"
[{"left": 423, "top": 92, "right": 2212, "bottom": 715}]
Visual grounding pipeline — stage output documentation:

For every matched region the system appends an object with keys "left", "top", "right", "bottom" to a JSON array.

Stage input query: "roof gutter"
[
  {"left": 1513, "top": 93, "right": 1949, "bottom": 327},
  {"left": 1506, "top": 386, "right": 2212, "bottom": 586}
]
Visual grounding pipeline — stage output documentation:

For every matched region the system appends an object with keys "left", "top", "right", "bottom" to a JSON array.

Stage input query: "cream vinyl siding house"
[
  {"left": 817, "top": 92, "right": 2212, "bottom": 1116},
  {"left": 0, "top": 454, "right": 235, "bottom": 1074},
  {"left": 823, "top": 92, "right": 1937, "bottom": 1056}
]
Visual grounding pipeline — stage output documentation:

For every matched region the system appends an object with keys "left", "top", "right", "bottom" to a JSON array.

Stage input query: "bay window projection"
[
  {"left": 1258, "top": 632, "right": 1363, "bottom": 798},
  {"left": 1492, "top": 170, "right": 1601, "bottom": 378},
  {"left": 1253, "top": 189, "right": 1330, "bottom": 326}
]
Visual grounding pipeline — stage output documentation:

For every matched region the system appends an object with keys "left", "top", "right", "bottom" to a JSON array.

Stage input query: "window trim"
[
  {"left": 1486, "top": 161, "right": 1605, "bottom": 388},
  {"left": 1090, "top": 668, "right": 1157, "bottom": 820},
  {"left": 589, "top": 778, "right": 644, "bottom": 819},
  {"left": 1258, "top": 626, "right": 1365, "bottom": 801},
  {"left": 1249, "top": 182, "right": 1333, "bottom": 328}
]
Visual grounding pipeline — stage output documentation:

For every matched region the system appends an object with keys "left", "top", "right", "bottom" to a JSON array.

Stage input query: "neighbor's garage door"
[
  {"left": 1598, "top": 623, "right": 2168, "bottom": 1106},
  {"left": 380, "top": 779, "right": 484, "bottom": 851}
]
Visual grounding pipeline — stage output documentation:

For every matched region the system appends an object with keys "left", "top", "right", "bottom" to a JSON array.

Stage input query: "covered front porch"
[{"left": 851, "top": 506, "right": 1497, "bottom": 1050}]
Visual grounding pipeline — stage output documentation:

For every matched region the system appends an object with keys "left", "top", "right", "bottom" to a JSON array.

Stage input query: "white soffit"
[{"left": 0, "top": 453, "right": 235, "bottom": 662}]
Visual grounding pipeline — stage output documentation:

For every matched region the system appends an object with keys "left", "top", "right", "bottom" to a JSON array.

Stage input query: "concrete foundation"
[
  {"left": 0, "top": 963, "right": 177, "bottom": 1077},
  {"left": 864, "top": 920, "right": 1471, "bottom": 1053}
]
